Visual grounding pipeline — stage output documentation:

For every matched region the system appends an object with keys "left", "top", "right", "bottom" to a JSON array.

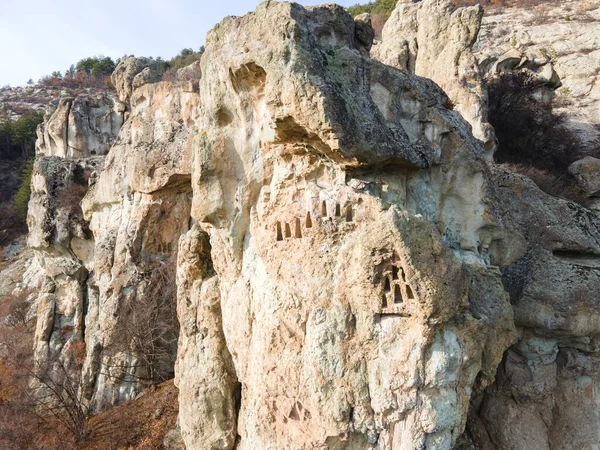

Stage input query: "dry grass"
[
  {"left": 503, "top": 163, "right": 587, "bottom": 203},
  {"left": 84, "top": 380, "right": 179, "bottom": 450}
]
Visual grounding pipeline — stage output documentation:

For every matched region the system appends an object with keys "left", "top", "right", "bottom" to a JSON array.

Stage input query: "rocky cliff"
[{"left": 6, "top": 1, "right": 600, "bottom": 449}]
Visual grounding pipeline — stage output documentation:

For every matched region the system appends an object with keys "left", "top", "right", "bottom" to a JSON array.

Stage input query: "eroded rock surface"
[
  {"left": 111, "top": 56, "right": 160, "bottom": 105},
  {"left": 35, "top": 94, "right": 123, "bottom": 158},
  {"left": 474, "top": 0, "right": 600, "bottom": 152},
  {"left": 173, "top": 3, "right": 518, "bottom": 448},
  {"left": 465, "top": 168, "right": 600, "bottom": 450},
  {"left": 14, "top": 1, "right": 600, "bottom": 449},
  {"left": 373, "top": 0, "right": 497, "bottom": 155}
]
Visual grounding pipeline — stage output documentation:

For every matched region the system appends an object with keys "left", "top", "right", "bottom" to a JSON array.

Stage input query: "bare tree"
[
  {"left": 0, "top": 291, "right": 91, "bottom": 447},
  {"left": 110, "top": 256, "right": 179, "bottom": 383}
]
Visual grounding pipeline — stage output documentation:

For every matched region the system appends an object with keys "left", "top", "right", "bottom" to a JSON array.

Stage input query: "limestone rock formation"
[
  {"left": 80, "top": 79, "right": 198, "bottom": 411},
  {"left": 569, "top": 156, "right": 600, "bottom": 198},
  {"left": 35, "top": 94, "right": 123, "bottom": 158},
  {"left": 176, "top": 60, "right": 202, "bottom": 81},
  {"left": 474, "top": 0, "right": 600, "bottom": 152},
  {"left": 172, "top": 2, "right": 517, "bottom": 448},
  {"left": 373, "top": 0, "right": 497, "bottom": 155},
  {"left": 27, "top": 155, "right": 102, "bottom": 384},
  {"left": 10, "top": 1, "right": 600, "bottom": 449},
  {"left": 111, "top": 56, "right": 160, "bottom": 105},
  {"left": 467, "top": 167, "right": 600, "bottom": 450}
]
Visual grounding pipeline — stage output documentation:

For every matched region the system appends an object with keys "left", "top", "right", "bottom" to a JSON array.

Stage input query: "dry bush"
[
  {"left": 453, "top": 0, "right": 562, "bottom": 8},
  {"left": 56, "top": 182, "right": 89, "bottom": 210},
  {"left": 371, "top": 13, "right": 387, "bottom": 39},
  {"left": 39, "top": 73, "right": 114, "bottom": 92},
  {"left": 503, "top": 163, "right": 587, "bottom": 203},
  {"left": 161, "top": 67, "right": 178, "bottom": 82},
  {"left": 487, "top": 71, "right": 582, "bottom": 175},
  {"left": 0, "top": 204, "right": 26, "bottom": 247}
]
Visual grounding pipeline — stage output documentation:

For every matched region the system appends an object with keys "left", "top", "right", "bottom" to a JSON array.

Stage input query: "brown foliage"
[
  {"left": 0, "top": 289, "right": 91, "bottom": 448},
  {"left": 56, "top": 181, "right": 89, "bottom": 210},
  {"left": 0, "top": 204, "right": 26, "bottom": 248},
  {"left": 487, "top": 72, "right": 582, "bottom": 177},
  {"left": 503, "top": 163, "right": 587, "bottom": 203},
  {"left": 39, "top": 72, "right": 114, "bottom": 92}
]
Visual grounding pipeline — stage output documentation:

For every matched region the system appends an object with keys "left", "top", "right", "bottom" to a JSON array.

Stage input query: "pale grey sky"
[{"left": 0, "top": 0, "right": 359, "bottom": 87}]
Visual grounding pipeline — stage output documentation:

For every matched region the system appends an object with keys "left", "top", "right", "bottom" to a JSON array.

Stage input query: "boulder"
[
  {"left": 569, "top": 156, "right": 600, "bottom": 197},
  {"left": 111, "top": 56, "right": 159, "bottom": 104},
  {"left": 35, "top": 94, "right": 123, "bottom": 158}
]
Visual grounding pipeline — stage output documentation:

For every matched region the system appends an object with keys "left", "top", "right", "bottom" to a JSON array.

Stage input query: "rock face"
[
  {"left": 15, "top": 1, "right": 600, "bottom": 449},
  {"left": 373, "top": 0, "right": 497, "bottom": 156},
  {"left": 569, "top": 156, "right": 600, "bottom": 197},
  {"left": 80, "top": 79, "right": 198, "bottom": 411},
  {"left": 111, "top": 56, "right": 160, "bottom": 105},
  {"left": 27, "top": 155, "right": 103, "bottom": 389},
  {"left": 174, "top": 3, "right": 518, "bottom": 448},
  {"left": 467, "top": 168, "right": 600, "bottom": 450},
  {"left": 35, "top": 94, "right": 123, "bottom": 158},
  {"left": 474, "top": 0, "right": 600, "bottom": 153}
]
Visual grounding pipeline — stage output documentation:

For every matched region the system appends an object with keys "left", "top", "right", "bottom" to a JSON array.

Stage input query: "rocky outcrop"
[
  {"left": 172, "top": 3, "right": 518, "bottom": 448},
  {"left": 111, "top": 56, "right": 160, "bottom": 105},
  {"left": 35, "top": 94, "right": 123, "bottom": 158},
  {"left": 569, "top": 156, "right": 600, "bottom": 197},
  {"left": 26, "top": 155, "right": 102, "bottom": 385},
  {"left": 79, "top": 79, "right": 198, "bottom": 411},
  {"left": 466, "top": 167, "right": 600, "bottom": 450},
  {"left": 13, "top": 1, "right": 600, "bottom": 449},
  {"left": 474, "top": 0, "right": 600, "bottom": 153},
  {"left": 373, "top": 0, "right": 497, "bottom": 156}
]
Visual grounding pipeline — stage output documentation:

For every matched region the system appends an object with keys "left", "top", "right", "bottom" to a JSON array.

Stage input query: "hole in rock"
[
  {"left": 384, "top": 277, "right": 391, "bottom": 293},
  {"left": 289, "top": 405, "right": 300, "bottom": 421},
  {"left": 295, "top": 218, "right": 302, "bottom": 238},
  {"left": 394, "top": 285, "right": 403, "bottom": 304},
  {"left": 346, "top": 205, "right": 353, "bottom": 222},
  {"left": 285, "top": 223, "right": 292, "bottom": 238},
  {"left": 276, "top": 222, "right": 283, "bottom": 241},
  {"left": 406, "top": 285, "right": 415, "bottom": 300},
  {"left": 392, "top": 266, "right": 399, "bottom": 280},
  {"left": 306, "top": 212, "right": 313, "bottom": 228},
  {"left": 321, "top": 201, "right": 327, "bottom": 217},
  {"left": 335, "top": 203, "right": 341, "bottom": 217},
  {"left": 216, "top": 108, "right": 233, "bottom": 127},
  {"left": 382, "top": 292, "right": 388, "bottom": 309}
]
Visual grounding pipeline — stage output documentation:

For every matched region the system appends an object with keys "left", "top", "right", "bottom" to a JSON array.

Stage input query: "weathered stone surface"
[
  {"left": 172, "top": 3, "right": 517, "bottom": 448},
  {"left": 35, "top": 94, "right": 123, "bottom": 158},
  {"left": 111, "top": 56, "right": 159, "bottom": 105},
  {"left": 12, "top": 1, "right": 599, "bottom": 449},
  {"left": 176, "top": 60, "right": 202, "bottom": 81},
  {"left": 354, "top": 13, "right": 375, "bottom": 54},
  {"left": 569, "top": 156, "right": 600, "bottom": 197},
  {"left": 373, "top": 0, "right": 497, "bottom": 156},
  {"left": 80, "top": 80, "right": 198, "bottom": 411},
  {"left": 474, "top": 0, "right": 600, "bottom": 152},
  {"left": 132, "top": 67, "right": 162, "bottom": 90},
  {"left": 26, "top": 155, "right": 101, "bottom": 386},
  {"left": 466, "top": 167, "right": 600, "bottom": 450}
]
